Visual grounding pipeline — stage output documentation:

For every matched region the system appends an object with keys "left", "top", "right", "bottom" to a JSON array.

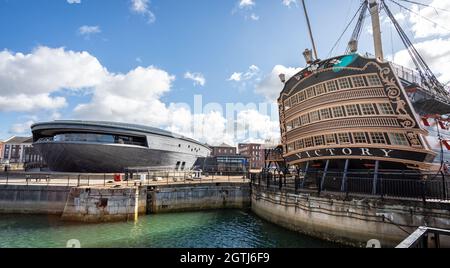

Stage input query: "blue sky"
[{"left": 0, "top": 0, "right": 449, "bottom": 145}]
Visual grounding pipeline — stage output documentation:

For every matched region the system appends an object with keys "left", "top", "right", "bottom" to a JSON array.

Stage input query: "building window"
[
  {"left": 337, "top": 133, "right": 351, "bottom": 144},
  {"left": 378, "top": 103, "right": 395, "bottom": 115},
  {"left": 338, "top": 78, "right": 352, "bottom": 89},
  {"left": 370, "top": 132, "right": 387, "bottom": 144},
  {"left": 300, "top": 114, "right": 310, "bottom": 125},
  {"left": 314, "top": 136, "right": 324, "bottom": 146},
  {"left": 315, "top": 84, "right": 326, "bottom": 95},
  {"left": 345, "top": 104, "right": 359, "bottom": 116},
  {"left": 296, "top": 139, "right": 304, "bottom": 150},
  {"left": 389, "top": 133, "right": 410, "bottom": 146},
  {"left": 353, "top": 132, "right": 368, "bottom": 144},
  {"left": 360, "top": 103, "right": 377, "bottom": 115},
  {"left": 325, "top": 134, "right": 337, "bottom": 144},
  {"left": 290, "top": 95, "right": 298, "bottom": 106},
  {"left": 304, "top": 137, "right": 314, "bottom": 148},
  {"left": 326, "top": 81, "right": 338, "bottom": 91},
  {"left": 320, "top": 108, "right": 332, "bottom": 119},
  {"left": 306, "top": 87, "right": 316, "bottom": 98},
  {"left": 310, "top": 111, "right": 320, "bottom": 122},
  {"left": 332, "top": 106, "right": 345, "bottom": 118},
  {"left": 367, "top": 74, "right": 382, "bottom": 86},
  {"left": 298, "top": 91, "right": 306, "bottom": 102}
]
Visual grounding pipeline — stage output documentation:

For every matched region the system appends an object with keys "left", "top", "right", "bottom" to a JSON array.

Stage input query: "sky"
[{"left": 0, "top": 0, "right": 449, "bottom": 145}]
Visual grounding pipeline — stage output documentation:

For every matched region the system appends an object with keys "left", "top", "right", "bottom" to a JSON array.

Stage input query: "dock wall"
[
  {"left": 251, "top": 186, "right": 450, "bottom": 247},
  {"left": 147, "top": 183, "right": 251, "bottom": 213},
  {"left": 0, "top": 185, "right": 70, "bottom": 214}
]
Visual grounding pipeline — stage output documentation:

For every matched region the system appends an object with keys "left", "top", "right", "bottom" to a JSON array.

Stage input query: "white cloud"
[
  {"left": 131, "top": 0, "right": 156, "bottom": 24},
  {"left": 406, "top": 0, "right": 450, "bottom": 38},
  {"left": 9, "top": 120, "right": 35, "bottom": 135},
  {"left": 0, "top": 47, "right": 106, "bottom": 112},
  {"left": 228, "top": 65, "right": 260, "bottom": 82},
  {"left": 67, "top": 0, "right": 81, "bottom": 4},
  {"left": 0, "top": 47, "right": 281, "bottom": 145},
  {"left": 282, "top": 0, "right": 298, "bottom": 7},
  {"left": 250, "top": 13, "right": 260, "bottom": 21},
  {"left": 78, "top": 25, "right": 101, "bottom": 36},
  {"left": 255, "top": 65, "right": 301, "bottom": 101},
  {"left": 393, "top": 37, "right": 450, "bottom": 84},
  {"left": 184, "top": 72, "right": 206, "bottom": 86},
  {"left": 239, "top": 0, "right": 255, "bottom": 9}
]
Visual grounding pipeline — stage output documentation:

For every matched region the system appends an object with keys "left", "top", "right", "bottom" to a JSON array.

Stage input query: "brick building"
[{"left": 238, "top": 143, "right": 264, "bottom": 170}]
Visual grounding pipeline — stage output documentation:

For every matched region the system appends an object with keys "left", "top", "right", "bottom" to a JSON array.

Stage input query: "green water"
[{"left": 0, "top": 210, "right": 339, "bottom": 248}]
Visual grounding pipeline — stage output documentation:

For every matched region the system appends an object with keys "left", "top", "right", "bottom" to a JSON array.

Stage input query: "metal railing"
[
  {"left": 396, "top": 226, "right": 450, "bottom": 248},
  {"left": 252, "top": 170, "right": 450, "bottom": 202},
  {"left": 0, "top": 170, "right": 250, "bottom": 187}
]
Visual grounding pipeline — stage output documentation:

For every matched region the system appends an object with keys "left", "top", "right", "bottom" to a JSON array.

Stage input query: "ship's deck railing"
[
  {"left": 252, "top": 169, "right": 450, "bottom": 202},
  {"left": 396, "top": 226, "right": 450, "bottom": 248}
]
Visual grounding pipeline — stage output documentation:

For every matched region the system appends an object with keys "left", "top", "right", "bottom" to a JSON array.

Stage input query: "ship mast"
[
  {"left": 301, "top": 0, "right": 319, "bottom": 60},
  {"left": 368, "top": 0, "right": 384, "bottom": 61}
]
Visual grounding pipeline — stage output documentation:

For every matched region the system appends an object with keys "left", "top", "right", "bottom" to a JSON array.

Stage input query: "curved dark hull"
[{"left": 34, "top": 142, "right": 199, "bottom": 173}]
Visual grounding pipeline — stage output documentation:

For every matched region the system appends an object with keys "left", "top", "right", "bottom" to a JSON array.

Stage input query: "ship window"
[
  {"left": 290, "top": 95, "right": 298, "bottom": 106},
  {"left": 389, "top": 133, "right": 409, "bottom": 146},
  {"left": 332, "top": 106, "right": 345, "bottom": 118},
  {"left": 367, "top": 74, "right": 382, "bottom": 86},
  {"left": 298, "top": 91, "right": 306, "bottom": 102},
  {"left": 310, "top": 111, "right": 320, "bottom": 122},
  {"left": 337, "top": 133, "right": 351, "bottom": 144},
  {"left": 304, "top": 137, "right": 314, "bottom": 148},
  {"left": 325, "top": 134, "right": 337, "bottom": 144},
  {"left": 315, "top": 84, "right": 326, "bottom": 95},
  {"left": 293, "top": 118, "right": 301, "bottom": 128},
  {"left": 378, "top": 103, "right": 395, "bottom": 115},
  {"left": 320, "top": 108, "right": 332, "bottom": 119},
  {"left": 370, "top": 132, "right": 387, "bottom": 144},
  {"left": 287, "top": 143, "right": 295, "bottom": 152},
  {"left": 284, "top": 99, "right": 291, "bottom": 110},
  {"left": 300, "top": 114, "right": 310, "bottom": 125},
  {"left": 345, "top": 104, "right": 359, "bottom": 116},
  {"left": 306, "top": 87, "right": 316, "bottom": 98},
  {"left": 353, "top": 132, "right": 368, "bottom": 144},
  {"left": 314, "top": 136, "right": 324, "bottom": 146},
  {"left": 175, "top": 161, "right": 181, "bottom": 170},
  {"left": 352, "top": 76, "right": 366, "bottom": 87},
  {"left": 360, "top": 103, "right": 377, "bottom": 115},
  {"left": 338, "top": 78, "right": 351, "bottom": 89},
  {"left": 326, "top": 81, "right": 338, "bottom": 91},
  {"left": 286, "top": 121, "right": 293, "bottom": 131},
  {"left": 295, "top": 139, "right": 304, "bottom": 149}
]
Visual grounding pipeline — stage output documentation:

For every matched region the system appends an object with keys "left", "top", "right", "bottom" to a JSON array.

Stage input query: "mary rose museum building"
[{"left": 31, "top": 120, "right": 210, "bottom": 173}]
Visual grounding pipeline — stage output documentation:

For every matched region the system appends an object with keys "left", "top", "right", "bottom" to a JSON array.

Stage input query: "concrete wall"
[
  {"left": 148, "top": 183, "right": 251, "bottom": 213},
  {"left": 61, "top": 186, "right": 147, "bottom": 223},
  {"left": 0, "top": 185, "right": 70, "bottom": 214},
  {"left": 251, "top": 186, "right": 450, "bottom": 248}
]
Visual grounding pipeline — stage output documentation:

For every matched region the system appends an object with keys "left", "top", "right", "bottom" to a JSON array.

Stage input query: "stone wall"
[
  {"left": 251, "top": 186, "right": 450, "bottom": 248},
  {"left": 147, "top": 183, "right": 251, "bottom": 213},
  {"left": 61, "top": 186, "right": 147, "bottom": 222},
  {"left": 0, "top": 185, "right": 70, "bottom": 214}
]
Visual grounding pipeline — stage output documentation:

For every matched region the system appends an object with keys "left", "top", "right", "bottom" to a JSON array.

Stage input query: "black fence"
[{"left": 251, "top": 169, "right": 450, "bottom": 202}]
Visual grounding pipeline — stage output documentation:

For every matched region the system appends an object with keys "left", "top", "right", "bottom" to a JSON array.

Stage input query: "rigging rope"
[
  {"left": 382, "top": 0, "right": 449, "bottom": 98},
  {"left": 389, "top": 0, "right": 450, "bottom": 33},
  {"left": 327, "top": 0, "right": 367, "bottom": 58},
  {"left": 396, "top": 0, "right": 450, "bottom": 13}
]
